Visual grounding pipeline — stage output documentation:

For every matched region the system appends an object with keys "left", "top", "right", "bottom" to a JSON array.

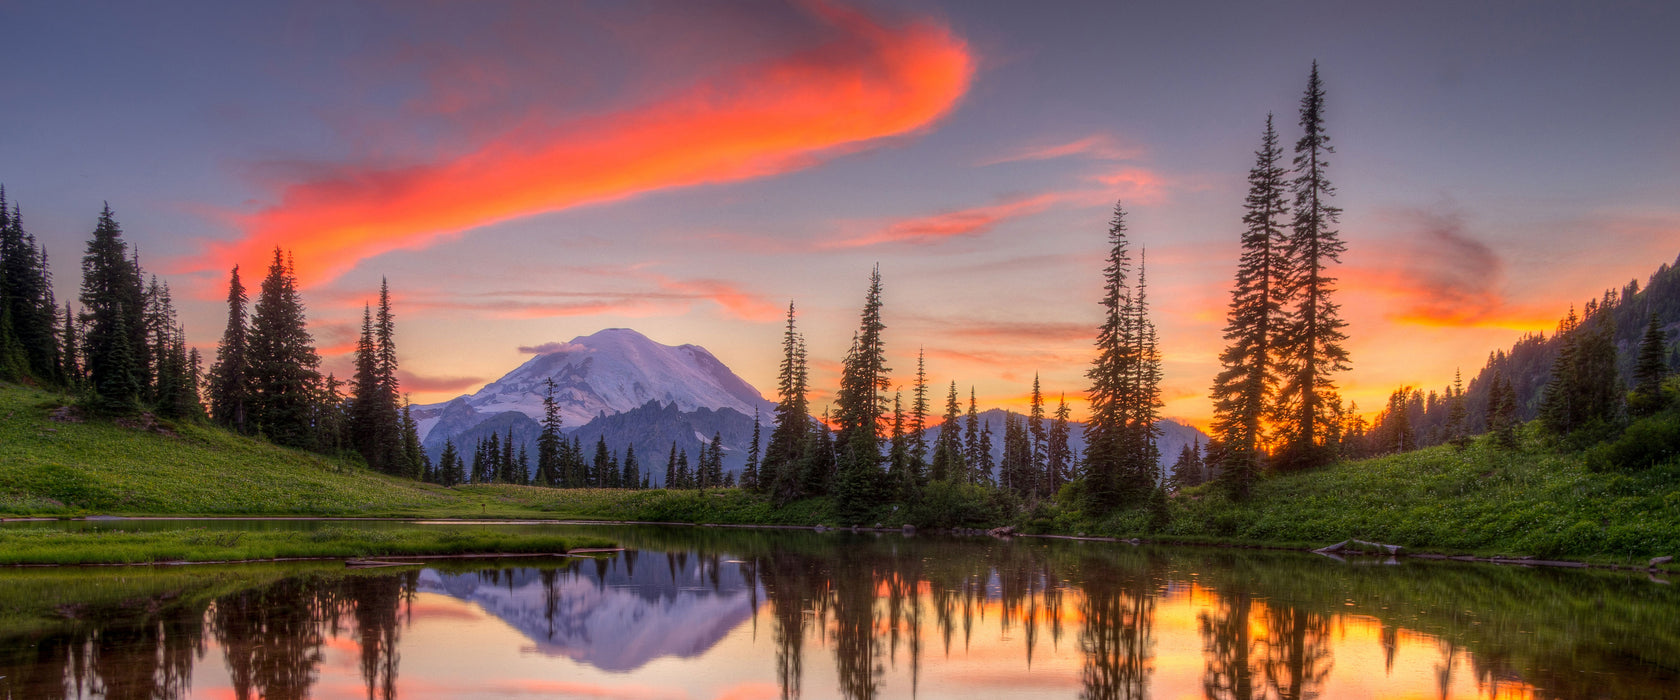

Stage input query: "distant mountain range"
[{"left": 413, "top": 327, "right": 1207, "bottom": 482}]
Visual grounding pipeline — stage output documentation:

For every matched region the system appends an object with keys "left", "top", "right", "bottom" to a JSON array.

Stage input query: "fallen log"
[{"left": 1313, "top": 539, "right": 1402, "bottom": 555}]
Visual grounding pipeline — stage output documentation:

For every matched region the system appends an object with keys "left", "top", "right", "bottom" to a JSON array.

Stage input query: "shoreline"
[{"left": 6, "top": 514, "right": 1671, "bottom": 577}]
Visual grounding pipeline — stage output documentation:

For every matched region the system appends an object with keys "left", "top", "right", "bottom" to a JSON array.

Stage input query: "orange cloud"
[
  {"left": 654, "top": 277, "right": 784, "bottom": 322},
  {"left": 826, "top": 192, "right": 1069, "bottom": 248},
  {"left": 396, "top": 369, "right": 486, "bottom": 394},
  {"left": 980, "top": 133, "right": 1141, "bottom": 166},
  {"left": 192, "top": 1, "right": 975, "bottom": 286},
  {"left": 1089, "top": 167, "right": 1169, "bottom": 205}
]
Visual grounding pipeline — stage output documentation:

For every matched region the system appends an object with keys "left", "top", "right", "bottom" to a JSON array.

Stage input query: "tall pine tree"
[
  {"left": 1210, "top": 115, "right": 1290, "bottom": 497},
  {"left": 1274, "top": 62, "right": 1350, "bottom": 469},
  {"left": 834, "top": 266, "right": 890, "bottom": 519},
  {"left": 246, "top": 249, "right": 321, "bottom": 448},
  {"left": 763, "top": 302, "right": 811, "bottom": 503},
  {"left": 79, "top": 205, "right": 146, "bottom": 413},
  {"left": 208, "top": 265, "right": 251, "bottom": 432},
  {"left": 1081, "top": 202, "right": 1162, "bottom": 510}
]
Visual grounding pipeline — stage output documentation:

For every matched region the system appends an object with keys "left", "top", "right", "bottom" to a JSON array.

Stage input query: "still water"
[{"left": 1, "top": 522, "right": 1675, "bottom": 699}]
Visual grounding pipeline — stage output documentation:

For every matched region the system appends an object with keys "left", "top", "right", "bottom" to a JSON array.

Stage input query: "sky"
[{"left": 2, "top": 0, "right": 1678, "bottom": 428}]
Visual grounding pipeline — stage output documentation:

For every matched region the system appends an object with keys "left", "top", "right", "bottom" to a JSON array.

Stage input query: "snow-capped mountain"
[{"left": 414, "top": 328, "right": 774, "bottom": 443}]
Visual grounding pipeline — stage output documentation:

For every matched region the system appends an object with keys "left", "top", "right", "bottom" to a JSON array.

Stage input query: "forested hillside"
[{"left": 1359, "top": 252, "right": 1680, "bottom": 451}]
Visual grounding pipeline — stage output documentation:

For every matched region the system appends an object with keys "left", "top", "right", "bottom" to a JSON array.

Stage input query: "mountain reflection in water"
[
  {"left": 418, "top": 550, "right": 758, "bottom": 671},
  {"left": 0, "top": 527, "right": 1675, "bottom": 700}
]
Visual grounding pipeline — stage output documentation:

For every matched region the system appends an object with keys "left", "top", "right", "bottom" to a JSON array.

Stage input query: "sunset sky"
[{"left": 3, "top": 0, "right": 1677, "bottom": 427}]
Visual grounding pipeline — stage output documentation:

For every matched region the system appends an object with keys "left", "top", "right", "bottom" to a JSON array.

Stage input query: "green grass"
[
  {"left": 0, "top": 525, "right": 613, "bottom": 565},
  {"left": 1152, "top": 426, "right": 1680, "bottom": 563}
]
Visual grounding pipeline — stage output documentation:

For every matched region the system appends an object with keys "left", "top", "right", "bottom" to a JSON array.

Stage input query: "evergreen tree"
[
  {"left": 704, "top": 432, "right": 725, "bottom": 489},
  {"left": 930, "top": 381, "right": 964, "bottom": 482},
  {"left": 675, "top": 449, "right": 692, "bottom": 489},
  {"left": 888, "top": 390, "right": 913, "bottom": 500},
  {"left": 1486, "top": 370, "right": 1519, "bottom": 449},
  {"left": 1167, "top": 440, "right": 1206, "bottom": 491},
  {"left": 499, "top": 428, "right": 520, "bottom": 484},
  {"left": 1081, "top": 202, "right": 1162, "bottom": 510},
  {"left": 1000, "top": 412, "right": 1033, "bottom": 497},
  {"left": 741, "top": 407, "right": 762, "bottom": 492},
  {"left": 437, "top": 440, "right": 463, "bottom": 487},
  {"left": 802, "top": 413, "right": 837, "bottom": 496},
  {"left": 79, "top": 204, "right": 146, "bottom": 412},
  {"left": 764, "top": 302, "right": 812, "bottom": 502},
  {"left": 1028, "top": 374, "right": 1048, "bottom": 498},
  {"left": 246, "top": 249, "right": 321, "bottom": 448},
  {"left": 1046, "top": 394, "right": 1072, "bottom": 496},
  {"left": 157, "top": 323, "right": 203, "bottom": 420},
  {"left": 515, "top": 443, "right": 529, "bottom": 485},
  {"left": 59, "top": 302, "right": 82, "bottom": 387},
  {"left": 975, "top": 418, "right": 996, "bottom": 487},
  {"left": 400, "top": 398, "right": 425, "bottom": 479},
  {"left": 622, "top": 445, "right": 639, "bottom": 491},
  {"left": 833, "top": 266, "right": 890, "bottom": 518},
  {"left": 665, "top": 442, "right": 678, "bottom": 489},
  {"left": 593, "top": 436, "right": 612, "bottom": 488},
  {"left": 910, "top": 349, "right": 930, "bottom": 475},
  {"left": 0, "top": 193, "right": 61, "bottom": 382},
  {"left": 0, "top": 299, "right": 26, "bottom": 382},
  {"left": 1446, "top": 370, "right": 1470, "bottom": 449},
  {"left": 317, "top": 373, "right": 349, "bottom": 455},
  {"left": 535, "top": 378, "right": 564, "bottom": 487},
  {"left": 470, "top": 438, "right": 488, "bottom": 483},
  {"left": 570, "top": 436, "right": 588, "bottom": 487},
  {"left": 1631, "top": 314, "right": 1671, "bottom": 417},
  {"left": 1540, "top": 309, "right": 1620, "bottom": 435},
  {"left": 1275, "top": 62, "right": 1350, "bottom": 469},
  {"left": 208, "top": 266, "right": 251, "bottom": 432},
  {"left": 1210, "top": 115, "right": 1290, "bottom": 497},
  {"left": 350, "top": 280, "right": 404, "bottom": 474},
  {"left": 963, "top": 387, "right": 981, "bottom": 484}
]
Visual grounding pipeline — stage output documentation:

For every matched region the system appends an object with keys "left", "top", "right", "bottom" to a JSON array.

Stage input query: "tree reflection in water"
[
  {"left": 1, "top": 570, "right": 413, "bottom": 700},
  {"left": 2, "top": 529, "right": 1677, "bottom": 700},
  {"left": 1077, "top": 555, "right": 1156, "bottom": 700}
]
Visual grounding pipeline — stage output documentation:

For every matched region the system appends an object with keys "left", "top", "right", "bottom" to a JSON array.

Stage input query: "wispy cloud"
[
  {"left": 980, "top": 133, "right": 1141, "bottom": 166},
  {"left": 823, "top": 192, "right": 1071, "bottom": 248},
  {"left": 182, "top": 1, "right": 975, "bottom": 287},
  {"left": 1350, "top": 208, "right": 1555, "bottom": 330},
  {"left": 390, "top": 274, "right": 780, "bottom": 322},
  {"left": 396, "top": 369, "right": 486, "bottom": 394}
]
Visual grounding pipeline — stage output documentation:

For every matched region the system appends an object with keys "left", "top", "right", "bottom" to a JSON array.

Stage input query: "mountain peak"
[{"left": 415, "top": 328, "right": 772, "bottom": 443}]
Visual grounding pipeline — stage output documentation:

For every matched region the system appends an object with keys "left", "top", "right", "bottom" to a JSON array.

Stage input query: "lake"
[{"left": 1, "top": 521, "right": 1674, "bottom": 699}]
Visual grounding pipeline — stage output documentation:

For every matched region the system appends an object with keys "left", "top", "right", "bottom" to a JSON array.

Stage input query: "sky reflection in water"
[{"left": 1, "top": 528, "right": 1674, "bottom": 699}]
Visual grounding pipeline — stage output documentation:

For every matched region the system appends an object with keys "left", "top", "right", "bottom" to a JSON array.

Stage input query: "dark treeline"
[
  {"left": 1350, "top": 255, "right": 1680, "bottom": 465},
  {"left": 204, "top": 253, "right": 429, "bottom": 476},
  {"left": 745, "top": 271, "right": 1086, "bottom": 522},
  {"left": 0, "top": 197, "right": 204, "bottom": 420},
  {"left": 0, "top": 193, "right": 436, "bottom": 477}
]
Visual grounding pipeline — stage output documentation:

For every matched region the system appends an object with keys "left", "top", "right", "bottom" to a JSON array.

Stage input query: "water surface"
[{"left": 1, "top": 523, "right": 1674, "bottom": 699}]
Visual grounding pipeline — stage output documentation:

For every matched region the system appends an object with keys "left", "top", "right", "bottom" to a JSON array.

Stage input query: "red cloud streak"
[{"left": 196, "top": 2, "right": 974, "bottom": 286}]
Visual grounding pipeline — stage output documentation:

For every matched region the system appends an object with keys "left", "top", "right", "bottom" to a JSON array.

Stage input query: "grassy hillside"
[
  {"left": 0, "top": 382, "right": 814, "bottom": 521},
  {"left": 1140, "top": 426, "right": 1680, "bottom": 562}
]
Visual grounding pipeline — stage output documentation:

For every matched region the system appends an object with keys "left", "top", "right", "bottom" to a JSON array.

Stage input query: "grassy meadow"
[{"left": 4, "top": 382, "right": 1678, "bottom": 564}]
